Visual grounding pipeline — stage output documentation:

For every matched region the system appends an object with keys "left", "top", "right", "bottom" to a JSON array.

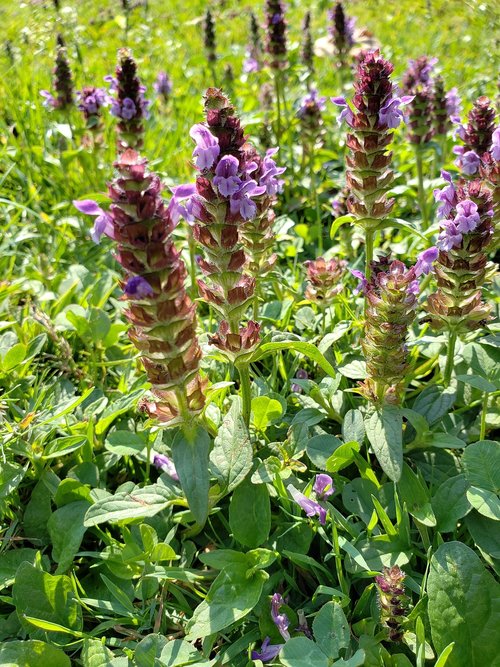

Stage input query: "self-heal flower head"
[
  {"left": 152, "top": 453, "right": 179, "bottom": 481},
  {"left": 454, "top": 199, "right": 480, "bottom": 233},
  {"left": 123, "top": 275, "right": 154, "bottom": 299},
  {"left": 378, "top": 95, "right": 414, "bottom": 129},
  {"left": 77, "top": 86, "right": 108, "bottom": 118},
  {"left": 190, "top": 123, "right": 220, "bottom": 170},
  {"left": 375, "top": 566, "right": 407, "bottom": 642},
  {"left": 287, "top": 484, "right": 327, "bottom": 525},
  {"left": 213, "top": 155, "right": 241, "bottom": 196},
  {"left": 298, "top": 89, "right": 327, "bottom": 117},
  {"left": 73, "top": 199, "right": 113, "bottom": 243},
  {"left": 251, "top": 637, "right": 283, "bottom": 662},
  {"left": 230, "top": 180, "right": 266, "bottom": 220},
  {"left": 491, "top": 127, "right": 500, "bottom": 161},
  {"left": 436, "top": 220, "right": 462, "bottom": 251},
  {"left": 313, "top": 473, "right": 334, "bottom": 499},
  {"left": 414, "top": 247, "right": 438, "bottom": 277},
  {"left": 270, "top": 593, "right": 290, "bottom": 640}
]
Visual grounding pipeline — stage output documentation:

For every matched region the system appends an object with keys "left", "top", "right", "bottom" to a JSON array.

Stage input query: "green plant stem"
[
  {"left": 443, "top": 330, "right": 457, "bottom": 386},
  {"left": 365, "top": 228, "right": 374, "bottom": 280},
  {"left": 479, "top": 392, "right": 488, "bottom": 440},
  {"left": 237, "top": 362, "right": 252, "bottom": 429},
  {"left": 415, "top": 148, "right": 429, "bottom": 230},
  {"left": 273, "top": 71, "right": 282, "bottom": 145},
  {"left": 332, "top": 520, "right": 348, "bottom": 596},
  {"left": 310, "top": 156, "right": 323, "bottom": 255},
  {"left": 188, "top": 230, "right": 198, "bottom": 299}
]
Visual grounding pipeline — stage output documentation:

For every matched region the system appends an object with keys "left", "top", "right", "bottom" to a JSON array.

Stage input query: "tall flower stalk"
[
  {"left": 353, "top": 251, "right": 436, "bottom": 405},
  {"left": 301, "top": 11, "right": 314, "bottom": 84},
  {"left": 243, "top": 11, "right": 263, "bottom": 73},
  {"left": 454, "top": 96, "right": 496, "bottom": 177},
  {"left": 175, "top": 88, "right": 284, "bottom": 426},
  {"left": 332, "top": 51, "right": 413, "bottom": 279},
  {"left": 265, "top": 0, "right": 288, "bottom": 145},
  {"left": 107, "top": 48, "right": 150, "bottom": 153},
  {"left": 375, "top": 566, "right": 407, "bottom": 642},
  {"left": 40, "top": 46, "right": 74, "bottom": 111},
  {"left": 203, "top": 8, "right": 217, "bottom": 82},
  {"left": 74, "top": 150, "right": 206, "bottom": 427},
  {"left": 402, "top": 56, "right": 438, "bottom": 229},
  {"left": 426, "top": 173, "right": 494, "bottom": 385},
  {"left": 328, "top": 2, "right": 355, "bottom": 77}
]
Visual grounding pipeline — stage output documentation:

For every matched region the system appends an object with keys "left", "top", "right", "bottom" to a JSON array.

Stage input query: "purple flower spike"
[
  {"left": 378, "top": 96, "right": 414, "bottom": 129},
  {"left": 190, "top": 123, "right": 220, "bottom": 170},
  {"left": 271, "top": 593, "right": 290, "bottom": 640},
  {"left": 437, "top": 220, "right": 462, "bottom": 251},
  {"left": 251, "top": 637, "right": 283, "bottom": 662},
  {"left": 313, "top": 473, "right": 334, "bottom": 499},
  {"left": 414, "top": 247, "right": 438, "bottom": 277},
  {"left": 230, "top": 180, "right": 266, "bottom": 220},
  {"left": 287, "top": 484, "right": 327, "bottom": 525},
  {"left": 124, "top": 275, "right": 154, "bottom": 299},
  {"left": 152, "top": 453, "right": 179, "bottom": 481},
  {"left": 351, "top": 269, "right": 368, "bottom": 295},
  {"left": 331, "top": 96, "right": 354, "bottom": 127},
  {"left": 73, "top": 199, "right": 113, "bottom": 243},
  {"left": 454, "top": 199, "right": 480, "bottom": 233},
  {"left": 213, "top": 155, "right": 242, "bottom": 196}
]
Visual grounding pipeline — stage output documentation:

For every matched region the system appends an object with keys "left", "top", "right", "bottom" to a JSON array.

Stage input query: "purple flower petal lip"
[
  {"left": 437, "top": 220, "right": 462, "bottom": 251},
  {"left": 40, "top": 90, "right": 56, "bottom": 108},
  {"left": 124, "top": 275, "right": 154, "bottom": 299},
  {"left": 251, "top": 637, "right": 283, "bottom": 662},
  {"left": 379, "top": 96, "right": 411, "bottom": 129},
  {"left": 351, "top": 269, "right": 367, "bottom": 295},
  {"left": 408, "top": 280, "right": 420, "bottom": 295},
  {"left": 73, "top": 199, "right": 114, "bottom": 244},
  {"left": 441, "top": 169, "right": 453, "bottom": 184},
  {"left": 213, "top": 155, "right": 242, "bottom": 197},
  {"left": 243, "top": 57, "right": 260, "bottom": 73},
  {"left": 491, "top": 127, "right": 500, "bottom": 161},
  {"left": 152, "top": 453, "right": 179, "bottom": 481},
  {"left": 73, "top": 199, "right": 104, "bottom": 216},
  {"left": 414, "top": 246, "right": 438, "bottom": 277},
  {"left": 331, "top": 95, "right": 347, "bottom": 105},
  {"left": 189, "top": 123, "right": 220, "bottom": 170},
  {"left": 271, "top": 593, "right": 290, "bottom": 641},
  {"left": 457, "top": 150, "right": 480, "bottom": 176},
  {"left": 454, "top": 199, "right": 480, "bottom": 233},
  {"left": 313, "top": 473, "right": 334, "bottom": 499},
  {"left": 287, "top": 484, "right": 328, "bottom": 525}
]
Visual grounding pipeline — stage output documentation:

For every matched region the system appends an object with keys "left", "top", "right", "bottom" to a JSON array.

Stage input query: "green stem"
[
  {"left": 415, "top": 148, "right": 429, "bottom": 230},
  {"left": 479, "top": 392, "right": 488, "bottom": 440},
  {"left": 443, "top": 330, "right": 457, "bottom": 386},
  {"left": 238, "top": 363, "right": 252, "bottom": 429},
  {"left": 332, "top": 520, "right": 348, "bottom": 596},
  {"left": 274, "top": 71, "right": 282, "bottom": 145},
  {"left": 310, "top": 156, "right": 322, "bottom": 255},
  {"left": 365, "top": 228, "right": 374, "bottom": 280},
  {"left": 188, "top": 230, "right": 198, "bottom": 299}
]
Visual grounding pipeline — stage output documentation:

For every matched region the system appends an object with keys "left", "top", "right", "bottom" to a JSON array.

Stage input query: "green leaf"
[
  {"left": 80, "top": 638, "right": 115, "bottom": 667},
  {"left": 466, "top": 486, "right": 500, "bottom": 521},
  {"left": 229, "top": 480, "right": 271, "bottom": 548},
  {"left": 462, "top": 440, "right": 500, "bottom": 520},
  {"left": 330, "top": 213, "right": 356, "bottom": 240},
  {"left": 397, "top": 463, "right": 436, "bottom": 526},
  {"left": 312, "top": 601, "right": 350, "bottom": 660},
  {"left": 365, "top": 406, "right": 403, "bottom": 481},
  {"left": 172, "top": 425, "right": 211, "bottom": 526},
  {"left": 84, "top": 484, "right": 174, "bottom": 527},
  {"left": 412, "top": 386, "right": 456, "bottom": 424},
  {"left": 306, "top": 434, "right": 342, "bottom": 470},
  {"left": 432, "top": 474, "right": 471, "bottom": 533},
  {"left": 251, "top": 341, "right": 336, "bottom": 377},
  {"left": 332, "top": 649, "right": 366, "bottom": 666},
  {"left": 342, "top": 409, "right": 365, "bottom": 444},
  {"left": 0, "top": 549, "right": 47, "bottom": 591},
  {"left": 427, "top": 542, "right": 500, "bottom": 667},
  {"left": 1, "top": 342, "right": 27, "bottom": 371},
  {"left": 325, "top": 441, "right": 360, "bottom": 473},
  {"left": 43, "top": 435, "right": 88, "bottom": 459},
  {"left": 159, "top": 638, "right": 211, "bottom": 666},
  {"left": 0, "top": 640, "right": 70, "bottom": 667},
  {"left": 185, "top": 564, "right": 267, "bottom": 640},
  {"left": 251, "top": 396, "right": 284, "bottom": 431},
  {"left": 12, "top": 562, "right": 83, "bottom": 644},
  {"left": 94, "top": 389, "right": 144, "bottom": 435},
  {"left": 210, "top": 397, "right": 252, "bottom": 493},
  {"left": 424, "top": 433, "right": 466, "bottom": 449},
  {"left": 377, "top": 217, "right": 428, "bottom": 241},
  {"left": 280, "top": 637, "right": 330, "bottom": 667},
  {"left": 134, "top": 634, "right": 168, "bottom": 667},
  {"left": 456, "top": 374, "right": 497, "bottom": 393},
  {"left": 464, "top": 512, "right": 500, "bottom": 559},
  {"left": 48, "top": 501, "right": 90, "bottom": 573},
  {"left": 0, "top": 461, "right": 26, "bottom": 499}
]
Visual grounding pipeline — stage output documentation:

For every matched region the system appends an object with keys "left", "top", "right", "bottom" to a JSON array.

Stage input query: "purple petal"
[{"left": 73, "top": 199, "right": 104, "bottom": 216}]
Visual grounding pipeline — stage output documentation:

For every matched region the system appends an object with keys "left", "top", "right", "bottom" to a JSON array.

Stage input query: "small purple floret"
[
  {"left": 124, "top": 275, "right": 154, "bottom": 299},
  {"left": 414, "top": 247, "right": 438, "bottom": 277},
  {"left": 153, "top": 453, "right": 179, "bottom": 481},
  {"left": 271, "top": 593, "right": 290, "bottom": 640},
  {"left": 190, "top": 123, "right": 220, "bottom": 170},
  {"left": 287, "top": 484, "right": 327, "bottom": 525},
  {"left": 213, "top": 155, "right": 242, "bottom": 196},
  {"left": 313, "top": 473, "right": 334, "bottom": 499},
  {"left": 251, "top": 637, "right": 283, "bottom": 662},
  {"left": 454, "top": 199, "right": 480, "bottom": 233}
]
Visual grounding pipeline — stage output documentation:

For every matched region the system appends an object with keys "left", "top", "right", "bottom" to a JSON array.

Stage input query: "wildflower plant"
[
  {"left": 375, "top": 566, "right": 408, "bottom": 642},
  {"left": 203, "top": 9, "right": 217, "bottom": 65},
  {"left": 454, "top": 96, "right": 497, "bottom": 176},
  {"left": 76, "top": 86, "right": 108, "bottom": 145},
  {"left": 328, "top": 2, "right": 356, "bottom": 71},
  {"left": 40, "top": 46, "right": 74, "bottom": 111},
  {"left": 243, "top": 11, "right": 262, "bottom": 74}
]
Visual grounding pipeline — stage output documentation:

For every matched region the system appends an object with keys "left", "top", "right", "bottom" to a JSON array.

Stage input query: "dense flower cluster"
[
  {"left": 402, "top": 56, "right": 437, "bottom": 145},
  {"left": 171, "top": 89, "right": 283, "bottom": 358},
  {"left": 480, "top": 130, "right": 500, "bottom": 244},
  {"left": 107, "top": 49, "right": 150, "bottom": 152},
  {"left": 328, "top": 2, "right": 356, "bottom": 68},
  {"left": 40, "top": 47, "right": 74, "bottom": 110},
  {"left": 333, "top": 51, "right": 412, "bottom": 227},
  {"left": 301, "top": 11, "right": 314, "bottom": 75},
  {"left": 76, "top": 86, "right": 108, "bottom": 132},
  {"left": 74, "top": 150, "right": 206, "bottom": 425},
  {"left": 297, "top": 88, "right": 327, "bottom": 149},
  {"left": 354, "top": 251, "right": 437, "bottom": 404},
  {"left": 304, "top": 257, "right": 347, "bottom": 302},
  {"left": 265, "top": 0, "right": 287, "bottom": 70},
  {"left": 243, "top": 12, "right": 262, "bottom": 73},
  {"left": 153, "top": 71, "right": 172, "bottom": 101},
  {"left": 454, "top": 96, "right": 496, "bottom": 175},
  {"left": 375, "top": 566, "right": 407, "bottom": 642},
  {"left": 203, "top": 9, "right": 216, "bottom": 63},
  {"left": 432, "top": 75, "right": 461, "bottom": 136},
  {"left": 427, "top": 173, "right": 494, "bottom": 332}
]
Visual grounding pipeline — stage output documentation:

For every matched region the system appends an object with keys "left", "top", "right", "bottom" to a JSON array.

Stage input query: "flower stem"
[
  {"left": 238, "top": 362, "right": 252, "bottom": 429},
  {"left": 479, "top": 392, "right": 488, "bottom": 440},
  {"left": 365, "top": 228, "right": 374, "bottom": 280},
  {"left": 274, "top": 71, "right": 282, "bottom": 145},
  {"left": 310, "top": 157, "right": 323, "bottom": 255},
  {"left": 415, "top": 147, "right": 429, "bottom": 230},
  {"left": 443, "top": 330, "right": 457, "bottom": 386},
  {"left": 188, "top": 229, "right": 198, "bottom": 299}
]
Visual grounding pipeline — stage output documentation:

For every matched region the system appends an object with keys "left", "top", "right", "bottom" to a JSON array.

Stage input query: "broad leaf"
[
  {"left": 312, "top": 601, "right": 350, "bottom": 660},
  {"left": 171, "top": 425, "right": 211, "bottom": 526},
  {"left": 229, "top": 480, "right": 271, "bottom": 548},
  {"left": 210, "top": 397, "right": 252, "bottom": 493},
  {"left": 365, "top": 406, "right": 403, "bottom": 481}
]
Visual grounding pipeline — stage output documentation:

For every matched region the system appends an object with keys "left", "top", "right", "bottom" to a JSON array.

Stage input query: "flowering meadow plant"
[{"left": 1, "top": 2, "right": 500, "bottom": 666}]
